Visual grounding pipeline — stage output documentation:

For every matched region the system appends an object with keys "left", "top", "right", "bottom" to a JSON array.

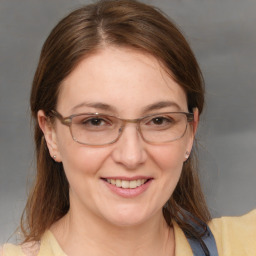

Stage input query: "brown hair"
[{"left": 22, "top": 0, "right": 210, "bottom": 244}]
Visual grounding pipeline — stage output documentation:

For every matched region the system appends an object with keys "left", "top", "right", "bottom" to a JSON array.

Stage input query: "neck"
[{"left": 51, "top": 206, "right": 175, "bottom": 256}]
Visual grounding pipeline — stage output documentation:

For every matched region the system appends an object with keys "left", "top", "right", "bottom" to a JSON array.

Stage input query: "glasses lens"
[
  {"left": 70, "top": 114, "right": 121, "bottom": 145},
  {"left": 67, "top": 112, "right": 190, "bottom": 145},
  {"left": 140, "top": 113, "right": 188, "bottom": 143}
]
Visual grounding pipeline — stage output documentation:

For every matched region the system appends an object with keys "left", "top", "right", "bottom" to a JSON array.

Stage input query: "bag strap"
[
  {"left": 184, "top": 223, "right": 219, "bottom": 256},
  {"left": 179, "top": 209, "right": 218, "bottom": 256}
]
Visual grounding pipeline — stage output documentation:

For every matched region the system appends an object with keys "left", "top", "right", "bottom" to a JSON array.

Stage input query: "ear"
[
  {"left": 191, "top": 107, "right": 199, "bottom": 136},
  {"left": 37, "top": 110, "right": 61, "bottom": 162},
  {"left": 184, "top": 108, "right": 199, "bottom": 161}
]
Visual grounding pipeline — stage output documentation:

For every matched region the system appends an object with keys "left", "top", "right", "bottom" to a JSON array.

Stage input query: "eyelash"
[{"left": 82, "top": 117, "right": 111, "bottom": 126}]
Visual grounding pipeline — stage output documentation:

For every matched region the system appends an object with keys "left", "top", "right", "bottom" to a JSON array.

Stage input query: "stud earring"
[
  {"left": 53, "top": 155, "right": 56, "bottom": 159},
  {"left": 185, "top": 151, "right": 190, "bottom": 159}
]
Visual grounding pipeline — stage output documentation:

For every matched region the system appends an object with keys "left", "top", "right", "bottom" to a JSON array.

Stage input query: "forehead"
[{"left": 57, "top": 47, "right": 188, "bottom": 115}]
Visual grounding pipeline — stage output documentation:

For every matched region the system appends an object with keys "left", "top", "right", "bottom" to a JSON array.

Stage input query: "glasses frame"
[{"left": 50, "top": 110, "right": 194, "bottom": 146}]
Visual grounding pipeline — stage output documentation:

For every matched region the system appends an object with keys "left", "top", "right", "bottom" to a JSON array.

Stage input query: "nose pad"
[
  {"left": 111, "top": 125, "right": 147, "bottom": 169},
  {"left": 117, "top": 121, "right": 140, "bottom": 135}
]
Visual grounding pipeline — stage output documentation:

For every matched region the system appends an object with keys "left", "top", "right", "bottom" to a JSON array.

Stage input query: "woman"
[{"left": 1, "top": 0, "right": 255, "bottom": 255}]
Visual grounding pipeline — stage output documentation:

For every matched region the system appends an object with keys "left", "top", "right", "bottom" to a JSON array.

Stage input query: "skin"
[{"left": 38, "top": 47, "right": 198, "bottom": 256}]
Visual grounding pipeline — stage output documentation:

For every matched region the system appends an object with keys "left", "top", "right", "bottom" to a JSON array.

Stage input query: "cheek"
[
  {"left": 149, "top": 140, "right": 187, "bottom": 171},
  {"left": 149, "top": 140, "right": 188, "bottom": 195},
  {"left": 145, "top": 142, "right": 187, "bottom": 210},
  {"left": 62, "top": 146, "right": 110, "bottom": 177},
  {"left": 56, "top": 127, "right": 110, "bottom": 177}
]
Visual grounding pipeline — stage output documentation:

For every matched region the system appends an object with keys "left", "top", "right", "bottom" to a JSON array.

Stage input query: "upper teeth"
[{"left": 106, "top": 179, "right": 147, "bottom": 189}]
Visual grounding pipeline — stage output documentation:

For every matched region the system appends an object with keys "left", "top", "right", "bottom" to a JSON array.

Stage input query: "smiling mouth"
[{"left": 103, "top": 178, "right": 150, "bottom": 189}]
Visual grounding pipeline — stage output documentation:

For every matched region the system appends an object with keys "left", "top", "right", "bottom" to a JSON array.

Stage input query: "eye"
[
  {"left": 148, "top": 116, "right": 173, "bottom": 126},
  {"left": 82, "top": 117, "right": 111, "bottom": 127},
  {"left": 90, "top": 118, "right": 104, "bottom": 126},
  {"left": 151, "top": 117, "right": 171, "bottom": 125},
  {"left": 141, "top": 114, "right": 176, "bottom": 131}
]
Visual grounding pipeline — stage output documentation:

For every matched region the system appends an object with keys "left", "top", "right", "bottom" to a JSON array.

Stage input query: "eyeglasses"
[{"left": 50, "top": 110, "right": 194, "bottom": 146}]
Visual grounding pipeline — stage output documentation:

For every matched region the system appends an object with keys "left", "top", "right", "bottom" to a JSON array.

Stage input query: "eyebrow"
[
  {"left": 141, "top": 101, "right": 182, "bottom": 113},
  {"left": 71, "top": 100, "right": 182, "bottom": 114},
  {"left": 71, "top": 102, "right": 117, "bottom": 113}
]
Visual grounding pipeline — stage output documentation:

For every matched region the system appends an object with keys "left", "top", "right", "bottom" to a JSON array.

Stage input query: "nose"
[{"left": 111, "top": 124, "right": 147, "bottom": 169}]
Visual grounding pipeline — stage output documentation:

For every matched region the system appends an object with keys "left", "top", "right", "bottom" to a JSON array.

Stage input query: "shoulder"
[
  {"left": 0, "top": 241, "right": 40, "bottom": 256},
  {"left": 1, "top": 230, "right": 67, "bottom": 256},
  {"left": 0, "top": 243, "right": 24, "bottom": 256},
  {"left": 208, "top": 209, "right": 256, "bottom": 255}
]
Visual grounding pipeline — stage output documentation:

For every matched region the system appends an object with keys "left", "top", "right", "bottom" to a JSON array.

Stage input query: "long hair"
[{"left": 22, "top": 0, "right": 210, "bottom": 243}]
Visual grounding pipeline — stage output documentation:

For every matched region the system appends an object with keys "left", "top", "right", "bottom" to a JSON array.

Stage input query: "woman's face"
[{"left": 39, "top": 47, "right": 198, "bottom": 227}]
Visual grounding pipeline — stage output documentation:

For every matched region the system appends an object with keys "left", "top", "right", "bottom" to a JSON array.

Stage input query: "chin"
[
  {"left": 101, "top": 204, "right": 158, "bottom": 228},
  {"left": 107, "top": 216, "right": 147, "bottom": 228}
]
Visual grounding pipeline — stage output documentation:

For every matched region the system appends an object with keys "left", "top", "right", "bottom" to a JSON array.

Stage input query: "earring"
[
  {"left": 53, "top": 155, "right": 56, "bottom": 160},
  {"left": 185, "top": 151, "right": 190, "bottom": 159}
]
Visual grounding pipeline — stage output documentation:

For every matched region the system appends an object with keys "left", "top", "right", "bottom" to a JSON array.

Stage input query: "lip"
[
  {"left": 101, "top": 177, "right": 153, "bottom": 198},
  {"left": 102, "top": 176, "right": 153, "bottom": 181}
]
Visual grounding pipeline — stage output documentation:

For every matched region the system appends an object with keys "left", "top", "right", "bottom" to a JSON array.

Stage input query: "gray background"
[{"left": 0, "top": 0, "right": 255, "bottom": 243}]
